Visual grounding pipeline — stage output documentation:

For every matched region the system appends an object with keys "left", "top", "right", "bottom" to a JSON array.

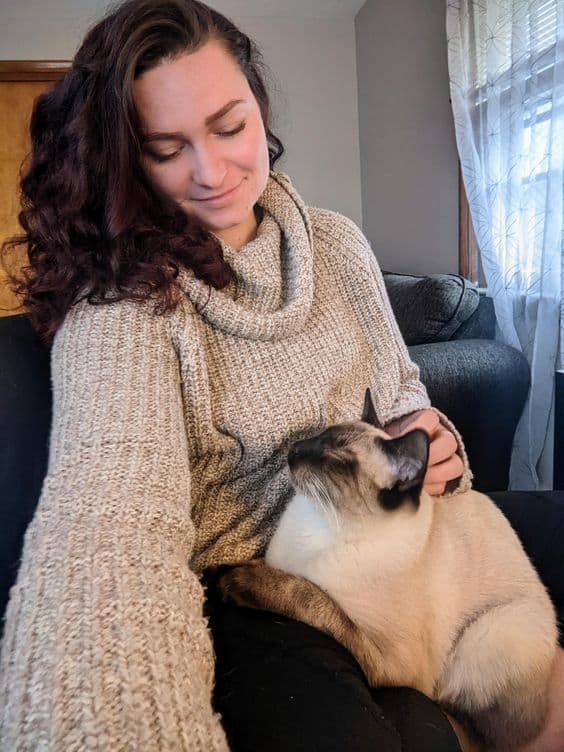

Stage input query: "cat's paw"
[{"left": 218, "top": 560, "right": 270, "bottom": 610}]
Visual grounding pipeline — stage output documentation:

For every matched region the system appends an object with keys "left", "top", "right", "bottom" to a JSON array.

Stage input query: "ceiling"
[
  {"left": 3, "top": 0, "right": 366, "bottom": 21},
  {"left": 213, "top": 0, "right": 367, "bottom": 18}
]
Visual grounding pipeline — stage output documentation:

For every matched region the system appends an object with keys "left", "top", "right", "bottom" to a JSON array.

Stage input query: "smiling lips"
[{"left": 193, "top": 180, "right": 243, "bottom": 204}]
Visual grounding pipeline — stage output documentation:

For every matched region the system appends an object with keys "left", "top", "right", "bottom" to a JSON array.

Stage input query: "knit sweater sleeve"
[
  {"left": 0, "top": 299, "right": 229, "bottom": 751},
  {"left": 313, "top": 208, "right": 472, "bottom": 494}
]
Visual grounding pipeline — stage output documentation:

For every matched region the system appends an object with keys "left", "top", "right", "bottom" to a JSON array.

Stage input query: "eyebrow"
[{"left": 142, "top": 98, "right": 246, "bottom": 143}]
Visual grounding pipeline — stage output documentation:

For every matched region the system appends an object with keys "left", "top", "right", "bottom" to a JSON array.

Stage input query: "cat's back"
[{"left": 430, "top": 488, "right": 550, "bottom": 599}]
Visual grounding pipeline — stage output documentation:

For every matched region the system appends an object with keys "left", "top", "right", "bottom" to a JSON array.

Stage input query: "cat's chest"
[
  {"left": 265, "top": 496, "right": 427, "bottom": 612},
  {"left": 265, "top": 494, "right": 336, "bottom": 573},
  {"left": 265, "top": 495, "right": 381, "bottom": 585}
]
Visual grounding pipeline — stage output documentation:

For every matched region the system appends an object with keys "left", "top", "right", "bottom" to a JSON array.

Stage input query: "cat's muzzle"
[{"left": 288, "top": 435, "right": 328, "bottom": 469}]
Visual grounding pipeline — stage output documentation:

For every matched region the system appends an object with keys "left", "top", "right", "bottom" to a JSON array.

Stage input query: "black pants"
[{"left": 204, "top": 491, "right": 564, "bottom": 752}]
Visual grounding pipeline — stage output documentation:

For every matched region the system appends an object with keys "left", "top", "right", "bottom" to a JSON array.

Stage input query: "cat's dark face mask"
[{"left": 286, "top": 389, "right": 429, "bottom": 517}]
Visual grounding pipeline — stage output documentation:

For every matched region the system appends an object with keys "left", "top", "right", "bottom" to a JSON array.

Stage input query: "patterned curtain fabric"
[{"left": 447, "top": 0, "right": 564, "bottom": 489}]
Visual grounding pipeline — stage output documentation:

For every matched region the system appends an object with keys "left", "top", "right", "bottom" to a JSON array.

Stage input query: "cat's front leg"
[
  {"left": 219, "top": 560, "right": 385, "bottom": 687},
  {"left": 218, "top": 560, "right": 285, "bottom": 612},
  {"left": 219, "top": 559, "right": 323, "bottom": 617}
]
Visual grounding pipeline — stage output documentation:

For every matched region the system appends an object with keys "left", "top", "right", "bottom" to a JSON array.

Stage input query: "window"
[{"left": 458, "top": 0, "right": 561, "bottom": 287}]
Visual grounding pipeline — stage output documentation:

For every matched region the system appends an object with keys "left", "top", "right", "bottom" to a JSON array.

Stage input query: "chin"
[
  {"left": 186, "top": 202, "right": 233, "bottom": 223},
  {"left": 205, "top": 208, "right": 250, "bottom": 232}
]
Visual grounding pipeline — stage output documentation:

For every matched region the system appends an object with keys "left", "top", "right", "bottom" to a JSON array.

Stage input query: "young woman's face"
[{"left": 133, "top": 40, "right": 271, "bottom": 246}]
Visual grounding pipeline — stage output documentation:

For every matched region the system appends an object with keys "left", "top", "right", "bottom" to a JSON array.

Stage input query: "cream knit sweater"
[{"left": 0, "top": 172, "right": 471, "bottom": 750}]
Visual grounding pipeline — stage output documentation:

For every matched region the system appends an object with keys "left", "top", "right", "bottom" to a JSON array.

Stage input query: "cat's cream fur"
[{"left": 220, "top": 391, "right": 558, "bottom": 752}]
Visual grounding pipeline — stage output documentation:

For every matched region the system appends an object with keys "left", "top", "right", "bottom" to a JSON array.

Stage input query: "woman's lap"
[
  {"left": 203, "top": 569, "right": 461, "bottom": 752},
  {"left": 203, "top": 490, "right": 564, "bottom": 751}
]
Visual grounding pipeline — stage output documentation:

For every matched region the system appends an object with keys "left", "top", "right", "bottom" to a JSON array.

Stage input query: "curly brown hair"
[{"left": 1, "top": 0, "right": 284, "bottom": 347}]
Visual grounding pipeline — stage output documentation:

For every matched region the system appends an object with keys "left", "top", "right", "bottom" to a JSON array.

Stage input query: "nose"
[
  {"left": 288, "top": 434, "right": 327, "bottom": 465},
  {"left": 191, "top": 141, "right": 227, "bottom": 188}
]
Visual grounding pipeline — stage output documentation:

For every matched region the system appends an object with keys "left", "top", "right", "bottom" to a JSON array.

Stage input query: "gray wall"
[
  {"left": 0, "top": 1, "right": 362, "bottom": 226},
  {"left": 239, "top": 16, "right": 362, "bottom": 225},
  {"left": 356, "top": 0, "right": 459, "bottom": 274}
]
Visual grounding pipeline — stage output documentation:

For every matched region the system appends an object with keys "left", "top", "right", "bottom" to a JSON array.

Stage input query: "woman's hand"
[{"left": 385, "top": 409, "right": 463, "bottom": 495}]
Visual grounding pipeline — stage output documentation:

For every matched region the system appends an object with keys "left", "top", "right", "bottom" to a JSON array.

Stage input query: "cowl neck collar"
[{"left": 176, "top": 171, "right": 314, "bottom": 341}]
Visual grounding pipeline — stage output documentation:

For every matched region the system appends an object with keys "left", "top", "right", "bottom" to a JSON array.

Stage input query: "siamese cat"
[{"left": 219, "top": 390, "right": 558, "bottom": 752}]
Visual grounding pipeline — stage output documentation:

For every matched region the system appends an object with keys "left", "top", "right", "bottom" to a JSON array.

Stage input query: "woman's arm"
[
  {"left": 358, "top": 242, "right": 473, "bottom": 495},
  {"left": 0, "top": 299, "right": 228, "bottom": 750},
  {"left": 314, "top": 208, "right": 472, "bottom": 495}
]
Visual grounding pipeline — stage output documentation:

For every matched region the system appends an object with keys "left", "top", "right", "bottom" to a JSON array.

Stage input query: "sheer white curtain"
[{"left": 447, "top": 0, "right": 564, "bottom": 489}]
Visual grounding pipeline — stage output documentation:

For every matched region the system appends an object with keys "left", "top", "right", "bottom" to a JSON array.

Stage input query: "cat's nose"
[
  {"left": 288, "top": 436, "right": 325, "bottom": 465},
  {"left": 287, "top": 445, "right": 298, "bottom": 466},
  {"left": 288, "top": 442, "right": 305, "bottom": 464}
]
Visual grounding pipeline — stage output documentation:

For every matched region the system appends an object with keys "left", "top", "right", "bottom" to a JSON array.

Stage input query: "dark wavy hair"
[{"left": 1, "top": 0, "right": 284, "bottom": 346}]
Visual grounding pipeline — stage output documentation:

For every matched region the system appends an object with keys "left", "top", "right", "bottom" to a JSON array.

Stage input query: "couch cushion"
[
  {"left": 383, "top": 272, "right": 480, "bottom": 345},
  {"left": 0, "top": 314, "right": 52, "bottom": 636}
]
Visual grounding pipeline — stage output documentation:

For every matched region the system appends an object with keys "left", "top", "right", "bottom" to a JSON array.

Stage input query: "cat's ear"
[
  {"left": 376, "top": 429, "right": 429, "bottom": 509},
  {"left": 361, "top": 388, "right": 384, "bottom": 429}
]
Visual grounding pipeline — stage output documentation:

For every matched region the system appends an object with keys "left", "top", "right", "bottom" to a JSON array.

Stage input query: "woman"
[{"left": 0, "top": 1, "right": 562, "bottom": 750}]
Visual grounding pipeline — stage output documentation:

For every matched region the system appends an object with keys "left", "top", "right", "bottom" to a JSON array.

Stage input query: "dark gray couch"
[{"left": 383, "top": 271, "right": 530, "bottom": 493}]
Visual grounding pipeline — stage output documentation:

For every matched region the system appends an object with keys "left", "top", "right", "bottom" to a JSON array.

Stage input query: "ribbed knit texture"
[{"left": 0, "top": 172, "right": 471, "bottom": 750}]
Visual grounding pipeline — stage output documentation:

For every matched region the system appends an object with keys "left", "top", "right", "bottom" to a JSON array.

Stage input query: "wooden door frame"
[
  {"left": 0, "top": 61, "right": 70, "bottom": 81},
  {"left": 0, "top": 61, "right": 70, "bottom": 315},
  {"left": 458, "top": 164, "right": 483, "bottom": 284}
]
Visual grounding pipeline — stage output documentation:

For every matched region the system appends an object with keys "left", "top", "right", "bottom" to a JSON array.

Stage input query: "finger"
[
  {"left": 424, "top": 481, "right": 446, "bottom": 496},
  {"left": 398, "top": 409, "right": 440, "bottom": 438},
  {"left": 428, "top": 428, "right": 458, "bottom": 467},
  {"left": 385, "top": 409, "right": 425, "bottom": 437},
  {"left": 424, "top": 454, "right": 464, "bottom": 486}
]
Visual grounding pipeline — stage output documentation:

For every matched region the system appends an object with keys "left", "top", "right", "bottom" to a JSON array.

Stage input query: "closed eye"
[
  {"left": 217, "top": 121, "right": 246, "bottom": 138},
  {"left": 147, "top": 121, "right": 247, "bottom": 163},
  {"left": 328, "top": 449, "right": 358, "bottom": 468},
  {"left": 330, "top": 429, "right": 359, "bottom": 449},
  {"left": 150, "top": 147, "right": 184, "bottom": 163}
]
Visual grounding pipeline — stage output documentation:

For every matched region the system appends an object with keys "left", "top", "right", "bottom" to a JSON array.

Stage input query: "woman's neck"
[{"left": 213, "top": 205, "right": 263, "bottom": 251}]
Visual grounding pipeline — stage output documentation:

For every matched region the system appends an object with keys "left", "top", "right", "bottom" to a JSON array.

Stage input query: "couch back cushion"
[{"left": 383, "top": 272, "right": 480, "bottom": 345}]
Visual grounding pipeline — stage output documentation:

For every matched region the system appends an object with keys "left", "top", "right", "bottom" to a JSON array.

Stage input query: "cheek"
[
  {"left": 142, "top": 159, "right": 189, "bottom": 198},
  {"left": 239, "top": 120, "right": 270, "bottom": 173}
]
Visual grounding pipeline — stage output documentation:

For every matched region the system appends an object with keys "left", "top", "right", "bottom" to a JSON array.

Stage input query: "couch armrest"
[
  {"left": 409, "top": 339, "right": 530, "bottom": 491},
  {"left": 383, "top": 271, "right": 480, "bottom": 345},
  {"left": 451, "top": 294, "right": 496, "bottom": 340}
]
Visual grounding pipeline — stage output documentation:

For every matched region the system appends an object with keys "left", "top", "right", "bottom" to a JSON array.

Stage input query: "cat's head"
[{"left": 287, "top": 389, "right": 429, "bottom": 517}]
